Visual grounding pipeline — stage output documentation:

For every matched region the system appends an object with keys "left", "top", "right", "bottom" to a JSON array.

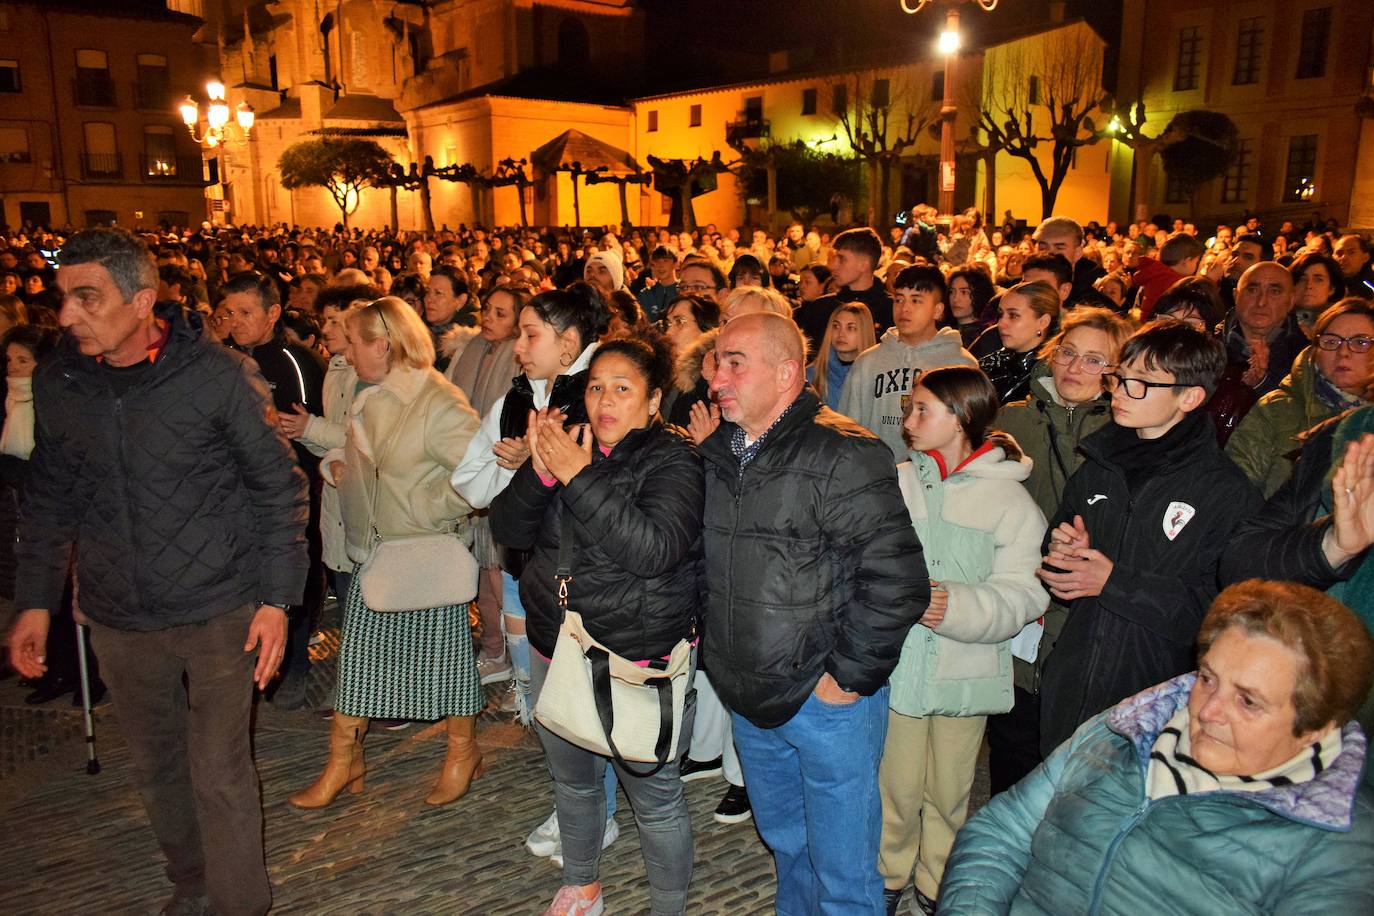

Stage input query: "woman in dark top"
[
  {"left": 491, "top": 332, "right": 703, "bottom": 916},
  {"left": 979, "top": 280, "right": 1060, "bottom": 404}
]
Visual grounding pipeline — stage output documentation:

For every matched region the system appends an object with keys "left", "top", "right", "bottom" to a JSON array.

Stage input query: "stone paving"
[{"left": 1, "top": 617, "right": 990, "bottom": 915}]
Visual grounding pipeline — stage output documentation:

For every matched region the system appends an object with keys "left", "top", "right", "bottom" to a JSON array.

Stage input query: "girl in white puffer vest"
[{"left": 878, "top": 365, "right": 1048, "bottom": 915}]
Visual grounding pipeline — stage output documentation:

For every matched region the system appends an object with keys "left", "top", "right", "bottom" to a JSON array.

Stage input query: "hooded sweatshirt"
[{"left": 837, "top": 326, "right": 978, "bottom": 460}]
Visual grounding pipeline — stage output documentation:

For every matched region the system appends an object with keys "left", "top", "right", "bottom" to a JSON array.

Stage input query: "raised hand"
[
  {"left": 1325, "top": 433, "right": 1374, "bottom": 567},
  {"left": 536, "top": 415, "right": 592, "bottom": 485},
  {"left": 687, "top": 400, "right": 721, "bottom": 446}
]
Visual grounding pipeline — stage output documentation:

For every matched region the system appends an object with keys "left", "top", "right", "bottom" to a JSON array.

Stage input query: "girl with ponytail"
[{"left": 876, "top": 364, "right": 1049, "bottom": 915}]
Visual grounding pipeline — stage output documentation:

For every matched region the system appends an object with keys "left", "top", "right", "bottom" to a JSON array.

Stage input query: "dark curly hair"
[{"left": 591, "top": 328, "right": 676, "bottom": 403}]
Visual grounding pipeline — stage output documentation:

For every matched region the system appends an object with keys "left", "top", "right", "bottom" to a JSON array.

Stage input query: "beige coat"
[{"left": 323, "top": 365, "right": 481, "bottom": 565}]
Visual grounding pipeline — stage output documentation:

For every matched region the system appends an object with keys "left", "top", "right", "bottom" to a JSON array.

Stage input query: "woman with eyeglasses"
[
  {"left": 291, "top": 296, "right": 484, "bottom": 810},
  {"left": 979, "top": 280, "right": 1061, "bottom": 405},
  {"left": 657, "top": 294, "right": 722, "bottom": 427},
  {"left": 987, "top": 306, "right": 1135, "bottom": 793},
  {"left": 1226, "top": 299, "right": 1374, "bottom": 498}
]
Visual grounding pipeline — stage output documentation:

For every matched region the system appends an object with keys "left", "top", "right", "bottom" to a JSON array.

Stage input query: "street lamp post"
[
  {"left": 902, "top": 0, "right": 1000, "bottom": 218},
  {"left": 938, "top": 8, "right": 960, "bottom": 218}
]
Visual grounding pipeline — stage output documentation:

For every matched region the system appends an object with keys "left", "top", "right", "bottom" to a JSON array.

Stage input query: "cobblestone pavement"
[{"left": 1, "top": 619, "right": 989, "bottom": 915}]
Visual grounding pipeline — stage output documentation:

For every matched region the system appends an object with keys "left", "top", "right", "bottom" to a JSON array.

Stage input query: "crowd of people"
[{"left": 2, "top": 202, "right": 1374, "bottom": 916}]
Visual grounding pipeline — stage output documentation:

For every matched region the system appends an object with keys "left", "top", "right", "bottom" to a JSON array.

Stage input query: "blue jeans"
[{"left": 732, "top": 686, "right": 890, "bottom": 916}]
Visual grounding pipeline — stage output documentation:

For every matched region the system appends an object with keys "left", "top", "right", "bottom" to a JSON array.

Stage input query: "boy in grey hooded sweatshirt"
[{"left": 838, "top": 266, "right": 978, "bottom": 460}]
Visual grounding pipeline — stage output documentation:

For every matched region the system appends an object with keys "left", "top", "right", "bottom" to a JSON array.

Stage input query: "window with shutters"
[
  {"left": 0, "top": 126, "right": 30, "bottom": 163},
  {"left": 689, "top": 104, "right": 701, "bottom": 127},
  {"left": 1221, "top": 138, "right": 1253, "bottom": 204},
  {"left": 1174, "top": 27, "right": 1202, "bottom": 91},
  {"left": 802, "top": 87, "right": 817, "bottom": 116},
  {"left": 1295, "top": 8, "right": 1331, "bottom": 79},
  {"left": 1232, "top": 18, "right": 1264, "bottom": 86},
  {"left": 1282, "top": 135, "right": 1318, "bottom": 203},
  {"left": 75, "top": 50, "right": 116, "bottom": 106},
  {"left": 136, "top": 54, "right": 170, "bottom": 110},
  {"left": 0, "top": 59, "right": 19, "bottom": 93}
]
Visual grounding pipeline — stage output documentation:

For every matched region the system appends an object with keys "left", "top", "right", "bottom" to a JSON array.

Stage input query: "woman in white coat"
[{"left": 879, "top": 365, "right": 1048, "bottom": 916}]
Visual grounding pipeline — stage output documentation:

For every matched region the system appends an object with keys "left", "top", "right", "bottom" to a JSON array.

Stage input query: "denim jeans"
[
  {"left": 88, "top": 605, "right": 271, "bottom": 916},
  {"left": 731, "top": 686, "right": 890, "bottom": 916},
  {"left": 531, "top": 651, "right": 696, "bottom": 915}
]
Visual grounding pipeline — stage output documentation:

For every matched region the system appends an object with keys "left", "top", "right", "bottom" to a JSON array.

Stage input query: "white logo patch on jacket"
[{"left": 1163, "top": 501, "right": 1196, "bottom": 541}]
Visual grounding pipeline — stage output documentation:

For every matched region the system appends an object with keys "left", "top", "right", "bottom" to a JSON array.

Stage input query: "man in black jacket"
[
  {"left": 222, "top": 271, "right": 327, "bottom": 709},
  {"left": 5, "top": 228, "right": 308, "bottom": 916},
  {"left": 1036, "top": 320, "right": 1262, "bottom": 755},
  {"left": 699, "top": 312, "right": 929, "bottom": 915}
]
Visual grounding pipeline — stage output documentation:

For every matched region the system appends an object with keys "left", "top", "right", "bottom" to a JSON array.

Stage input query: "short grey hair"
[{"left": 59, "top": 228, "right": 158, "bottom": 301}]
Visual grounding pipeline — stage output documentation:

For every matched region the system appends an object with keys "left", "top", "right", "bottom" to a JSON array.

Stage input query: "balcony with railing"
[
  {"left": 82, "top": 151, "right": 123, "bottom": 179},
  {"left": 725, "top": 112, "right": 770, "bottom": 149},
  {"left": 141, "top": 153, "right": 209, "bottom": 184},
  {"left": 135, "top": 79, "right": 172, "bottom": 111},
  {"left": 75, "top": 72, "right": 117, "bottom": 107}
]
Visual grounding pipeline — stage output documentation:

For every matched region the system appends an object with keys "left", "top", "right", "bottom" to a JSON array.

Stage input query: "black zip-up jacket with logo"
[
  {"left": 15, "top": 303, "right": 309, "bottom": 631},
  {"left": 1037, "top": 415, "right": 1262, "bottom": 755},
  {"left": 698, "top": 388, "right": 930, "bottom": 729}
]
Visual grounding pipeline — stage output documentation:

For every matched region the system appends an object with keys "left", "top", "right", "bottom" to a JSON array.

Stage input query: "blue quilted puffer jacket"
[
  {"left": 939, "top": 673, "right": 1374, "bottom": 915},
  {"left": 15, "top": 303, "right": 309, "bottom": 630}
]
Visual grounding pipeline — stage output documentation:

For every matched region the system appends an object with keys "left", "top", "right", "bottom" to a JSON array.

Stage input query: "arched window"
[{"left": 557, "top": 18, "right": 590, "bottom": 70}]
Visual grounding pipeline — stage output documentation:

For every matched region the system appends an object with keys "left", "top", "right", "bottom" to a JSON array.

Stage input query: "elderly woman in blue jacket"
[{"left": 940, "top": 579, "right": 1374, "bottom": 915}]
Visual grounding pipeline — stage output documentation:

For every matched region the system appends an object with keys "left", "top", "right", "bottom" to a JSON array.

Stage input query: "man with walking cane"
[{"left": 5, "top": 228, "right": 309, "bottom": 916}]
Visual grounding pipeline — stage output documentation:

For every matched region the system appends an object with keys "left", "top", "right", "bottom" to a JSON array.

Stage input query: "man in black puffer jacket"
[
  {"left": 5, "top": 228, "right": 308, "bottom": 916},
  {"left": 698, "top": 312, "right": 929, "bottom": 916}
]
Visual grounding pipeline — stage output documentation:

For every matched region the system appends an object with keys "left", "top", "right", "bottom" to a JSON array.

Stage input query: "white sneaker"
[
  {"left": 526, "top": 809, "right": 561, "bottom": 857},
  {"left": 550, "top": 817, "right": 619, "bottom": 868}
]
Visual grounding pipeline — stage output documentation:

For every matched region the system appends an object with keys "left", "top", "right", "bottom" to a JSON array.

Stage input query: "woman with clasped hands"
[
  {"left": 290, "top": 296, "right": 484, "bottom": 809},
  {"left": 490, "top": 333, "right": 703, "bottom": 916},
  {"left": 938, "top": 579, "right": 1374, "bottom": 914}
]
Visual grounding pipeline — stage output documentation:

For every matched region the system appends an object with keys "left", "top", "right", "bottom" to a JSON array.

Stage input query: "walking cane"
[{"left": 74, "top": 617, "right": 101, "bottom": 775}]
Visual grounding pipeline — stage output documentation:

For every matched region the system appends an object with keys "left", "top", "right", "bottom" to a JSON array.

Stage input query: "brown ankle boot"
[
  {"left": 289, "top": 713, "right": 368, "bottom": 809},
  {"left": 425, "top": 715, "right": 485, "bottom": 805}
]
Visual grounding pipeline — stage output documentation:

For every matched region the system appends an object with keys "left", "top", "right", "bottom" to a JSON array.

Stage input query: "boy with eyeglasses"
[{"left": 1034, "top": 319, "right": 1262, "bottom": 756}]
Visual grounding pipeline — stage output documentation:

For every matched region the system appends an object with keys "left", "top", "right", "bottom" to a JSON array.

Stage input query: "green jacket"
[
  {"left": 995, "top": 377, "right": 1111, "bottom": 693},
  {"left": 1226, "top": 347, "right": 1350, "bottom": 498},
  {"left": 888, "top": 448, "right": 1048, "bottom": 717}
]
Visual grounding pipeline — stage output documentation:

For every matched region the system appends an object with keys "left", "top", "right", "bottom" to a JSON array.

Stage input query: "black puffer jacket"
[
  {"left": 698, "top": 389, "right": 930, "bottom": 729},
  {"left": 489, "top": 421, "right": 702, "bottom": 660},
  {"left": 979, "top": 347, "right": 1040, "bottom": 405},
  {"left": 1037, "top": 413, "right": 1263, "bottom": 754},
  {"left": 15, "top": 303, "right": 309, "bottom": 631},
  {"left": 1220, "top": 411, "right": 1365, "bottom": 588}
]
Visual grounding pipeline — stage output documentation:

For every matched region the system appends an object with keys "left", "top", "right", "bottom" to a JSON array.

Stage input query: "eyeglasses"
[
  {"left": 1315, "top": 333, "right": 1374, "bottom": 354},
  {"left": 1104, "top": 372, "right": 1183, "bottom": 400},
  {"left": 658, "top": 315, "right": 694, "bottom": 330},
  {"left": 678, "top": 282, "right": 718, "bottom": 294},
  {"left": 1051, "top": 345, "right": 1112, "bottom": 375}
]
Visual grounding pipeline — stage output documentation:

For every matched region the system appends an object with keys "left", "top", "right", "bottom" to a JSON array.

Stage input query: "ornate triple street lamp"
[
  {"left": 901, "top": 0, "right": 1000, "bottom": 217},
  {"left": 178, "top": 80, "right": 254, "bottom": 148}
]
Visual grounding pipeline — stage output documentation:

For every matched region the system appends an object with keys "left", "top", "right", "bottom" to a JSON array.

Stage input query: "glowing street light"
[
  {"left": 938, "top": 29, "right": 961, "bottom": 56},
  {"left": 179, "top": 80, "right": 254, "bottom": 148}
]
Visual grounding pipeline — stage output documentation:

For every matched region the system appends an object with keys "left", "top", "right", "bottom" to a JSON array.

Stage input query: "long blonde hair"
[{"left": 811, "top": 302, "right": 876, "bottom": 403}]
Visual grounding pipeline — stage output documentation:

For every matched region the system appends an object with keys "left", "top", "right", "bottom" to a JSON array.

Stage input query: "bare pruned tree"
[
  {"left": 831, "top": 70, "right": 938, "bottom": 227},
  {"left": 977, "top": 28, "right": 1110, "bottom": 219}
]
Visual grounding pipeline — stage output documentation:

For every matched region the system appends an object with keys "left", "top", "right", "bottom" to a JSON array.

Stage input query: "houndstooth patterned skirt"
[{"left": 334, "top": 571, "right": 483, "bottom": 720}]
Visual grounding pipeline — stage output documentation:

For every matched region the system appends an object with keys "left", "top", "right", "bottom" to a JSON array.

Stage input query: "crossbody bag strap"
[{"left": 555, "top": 503, "right": 576, "bottom": 613}]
